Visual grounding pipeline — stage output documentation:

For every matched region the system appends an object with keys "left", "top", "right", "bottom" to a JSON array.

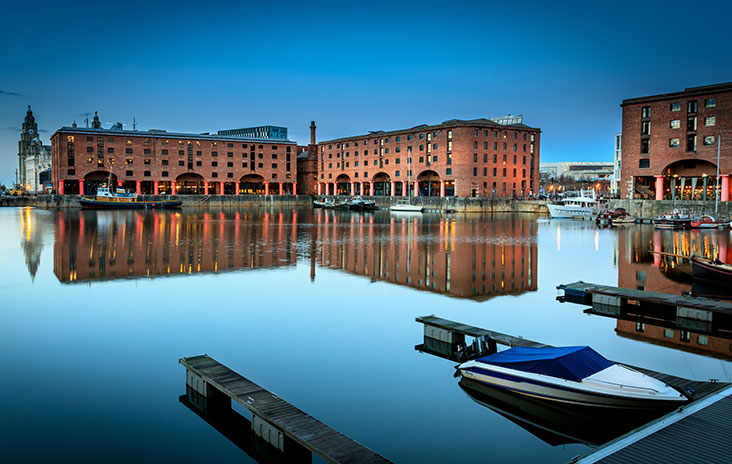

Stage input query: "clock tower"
[{"left": 18, "top": 106, "right": 39, "bottom": 186}]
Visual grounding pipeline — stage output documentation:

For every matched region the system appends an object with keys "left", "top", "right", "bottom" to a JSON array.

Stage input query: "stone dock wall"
[{"left": 4, "top": 194, "right": 732, "bottom": 216}]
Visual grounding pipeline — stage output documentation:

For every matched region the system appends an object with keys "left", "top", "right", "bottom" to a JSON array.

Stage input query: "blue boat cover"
[{"left": 475, "top": 346, "right": 614, "bottom": 382}]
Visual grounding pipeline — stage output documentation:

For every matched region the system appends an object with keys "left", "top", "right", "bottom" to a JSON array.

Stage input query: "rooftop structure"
[{"left": 218, "top": 125, "right": 288, "bottom": 140}]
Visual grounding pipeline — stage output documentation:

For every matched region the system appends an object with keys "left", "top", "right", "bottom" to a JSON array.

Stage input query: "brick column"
[
  {"left": 264, "top": 182, "right": 269, "bottom": 195},
  {"left": 413, "top": 181, "right": 419, "bottom": 197},
  {"left": 279, "top": 182, "right": 284, "bottom": 195},
  {"left": 359, "top": 182, "right": 364, "bottom": 195},
  {"left": 58, "top": 180, "right": 64, "bottom": 195},
  {"left": 440, "top": 180, "right": 446, "bottom": 197},
  {"left": 722, "top": 175, "right": 730, "bottom": 202},
  {"left": 204, "top": 181, "right": 209, "bottom": 195},
  {"left": 352, "top": 181, "right": 357, "bottom": 196},
  {"left": 655, "top": 176, "right": 664, "bottom": 201},
  {"left": 390, "top": 181, "right": 395, "bottom": 197},
  {"left": 220, "top": 181, "right": 224, "bottom": 195},
  {"left": 402, "top": 180, "right": 407, "bottom": 197},
  {"left": 171, "top": 181, "right": 176, "bottom": 195},
  {"left": 136, "top": 180, "right": 141, "bottom": 195},
  {"left": 293, "top": 182, "right": 297, "bottom": 195},
  {"left": 234, "top": 182, "right": 239, "bottom": 195},
  {"left": 317, "top": 183, "right": 322, "bottom": 195},
  {"left": 78, "top": 179, "right": 84, "bottom": 196},
  {"left": 153, "top": 181, "right": 159, "bottom": 195}
]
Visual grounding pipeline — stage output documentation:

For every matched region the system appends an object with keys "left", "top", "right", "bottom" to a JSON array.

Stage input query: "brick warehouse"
[
  {"left": 621, "top": 82, "right": 732, "bottom": 201},
  {"left": 316, "top": 118, "right": 540, "bottom": 198},
  {"left": 51, "top": 113, "right": 299, "bottom": 196}
]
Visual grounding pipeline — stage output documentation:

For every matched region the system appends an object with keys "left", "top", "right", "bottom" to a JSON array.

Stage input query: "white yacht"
[{"left": 546, "top": 190, "right": 599, "bottom": 218}]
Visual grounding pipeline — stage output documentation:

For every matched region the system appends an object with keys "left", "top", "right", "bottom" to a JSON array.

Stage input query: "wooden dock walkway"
[
  {"left": 557, "top": 281, "right": 732, "bottom": 319},
  {"left": 179, "top": 355, "right": 391, "bottom": 464},
  {"left": 575, "top": 384, "right": 732, "bottom": 463}
]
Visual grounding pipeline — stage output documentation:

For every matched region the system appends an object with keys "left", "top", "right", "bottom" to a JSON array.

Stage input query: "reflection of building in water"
[
  {"left": 310, "top": 211, "right": 537, "bottom": 300},
  {"left": 53, "top": 209, "right": 297, "bottom": 283},
  {"left": 19, "top": 207, "right": 50, "bottom": 281},
  {"left": 615, "top": 226, "right": 732, "bottom": 360}
]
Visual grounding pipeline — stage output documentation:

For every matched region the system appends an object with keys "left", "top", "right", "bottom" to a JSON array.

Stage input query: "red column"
[
  {"left": 219, "top": 181, "right": 224, "bottom": 195},
  {"left": 317, "top": 183, "right": 322, "bottom": 195},
  {"left": 204, "top": 181, "right": 209, "bottom": 195},
  {"left": 153, "top": 181, "right": 159, "bottom": 195},
  {"left": 413, "top": 181, "right": 419, "bottom": 197},
  {"left": 390, "top": 181, "right": 396, "bottom": 197},
  {"left": 360, "top": 182, "right": 364, "bottom": 196},
  {"left": 58, "top": 180, "right": 64, "bottom": 195},
  {"left": 171, "top": 181, "right": 176, "bottom": 195},
  {"left": 440, "top": 180, "right": 445, "bottom": 197},
  {"left": 279, "top": 182, "right": 284, "bottom": 195},
  {"left": 78, "top": 179, "right": 84, "bottom": 196},
  {"left": 118, "top": 180, "right": 123, "bottom": 187},
  {"left": 264, "top": 182, "right": 269, "bottom": 195},
  {"left": 352, "top": 181, "right": 357, "bottom": 196},
  {"left": 655, "top": 176, "right": 664, "bottom": 201},
  {"left": 293, "top": 182, "right": 297, "bottom": 195},
  {"left": 722, "top": 175, "right": 730, "bottom": 202},
  {"left": 402, "top": 180, "right": 408, "bottom": 197},
  {"left": 235, "top": 182, "right": 239, "bottom": 195},
  {"left": 136, "top": 180, "right": 141, "bottom": 195}
]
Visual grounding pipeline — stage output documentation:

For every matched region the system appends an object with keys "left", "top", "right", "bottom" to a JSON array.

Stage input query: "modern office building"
[
  {"left": 51, "top": 113, "right": 298, "bottom": 195},
  {"left": 620, "top": 82, "right": 732, "bottom": 200},
  {"left": 316, "top": 117, "right": 540, "bottom": 198},
  {"left": 218, "top": 125, "right": 288, "bottom": 140},
  {"left": 540, "top": 162, "right": 614, "bottom": 181}
]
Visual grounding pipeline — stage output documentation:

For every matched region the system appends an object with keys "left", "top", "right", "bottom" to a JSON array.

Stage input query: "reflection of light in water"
[
  {"left": 556, "top": 225, "right": 561, "bottom": 252},
  {"left": 24, "top": 207, "right": 32, "bottom": 242},
  {"left": 594, "top": 230, "right": 599, "bottom": 251}
]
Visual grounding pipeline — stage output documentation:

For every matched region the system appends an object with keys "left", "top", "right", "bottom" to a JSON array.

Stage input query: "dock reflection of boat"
[{"left": 458, "top": 377, "right": 666, "bottom": 447}]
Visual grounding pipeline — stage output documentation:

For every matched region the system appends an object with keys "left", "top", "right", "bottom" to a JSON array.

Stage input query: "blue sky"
[{"left": 2, "top": 0, "right": 731, "bottom": 185}]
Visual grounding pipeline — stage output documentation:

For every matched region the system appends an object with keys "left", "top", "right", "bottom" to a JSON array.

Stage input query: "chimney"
[{"left": 309, "top": 121, "right": 316, "bottom": 145}]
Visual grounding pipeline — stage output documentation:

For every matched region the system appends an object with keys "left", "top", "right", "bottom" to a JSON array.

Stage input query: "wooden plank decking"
[
  {"left": 180, "top": 355, "right": 391, "bottom": 464},
  {"left": 558, "top": 281, "right": 732, "bottom": 315}
]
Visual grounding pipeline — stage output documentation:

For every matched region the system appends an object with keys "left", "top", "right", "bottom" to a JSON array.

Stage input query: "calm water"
[{"left": 2, "top": 206, "right": 731, "bottom": 463}]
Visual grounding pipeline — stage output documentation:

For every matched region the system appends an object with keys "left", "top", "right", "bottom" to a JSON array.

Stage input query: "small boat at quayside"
[
  {"left": 546, "top": 190, "right": 599, "bottom": 218},
  {"left": 691, "top": 257, "right": 732, "bottom": 283},
  {"left": 690, "top": 215, "right": 731, "bottom": 229},
  {"left": 457, "top": 346, "right": 687, "bottom": 409},
  {"left": 653, "top": 209, "right": 692, "bottom": 229},
  {"left": 390, "top": 200, "right": 423, "bottom": 212},
  {"left": 79, "top": 185, "right": 182, "bottom": 209}
]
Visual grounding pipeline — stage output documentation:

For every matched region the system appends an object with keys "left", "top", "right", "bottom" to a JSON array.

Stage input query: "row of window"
[
  {"left": 641, "top": 98, "right": 716, "bottom": 118},
  {"left": 321, "top": 169, "right": 454, "bottom": 180},
  {"left": 324, "top": 130, "right": 534, "bottom": 150},
  {"left": 641, "top": 134, "right": 714, "bottom": 154},
  {"left": 71, "top": 135, "right": 291, "bottom": 151},
  {"left": 473, "top": 167, "right": 527, "bottom": 178}
]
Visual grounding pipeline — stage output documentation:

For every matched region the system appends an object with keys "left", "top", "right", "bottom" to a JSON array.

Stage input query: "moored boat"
[
  {"left": 690, "top": 215, "right": 731, "bottom": 229},
  {"left": 79, "top": 186, "right": 182, "bottom": 209},
  {"left": 691, "top": 256, "right": 732, "bottom": 283},
  {"left": 547, "top": 190, "right": 599, "bottom": 218},
  {"left": 390, "top": 200, "right": 423, "bottom": 212},
  {"left": 653, "top": 209, "right": 692, "bottom": 229},
  {"left": 349, "top": 196, "right": 378, "bottom": 211},
  {"left": 457, "top": 346, "right": 687, "bottom": 409}
]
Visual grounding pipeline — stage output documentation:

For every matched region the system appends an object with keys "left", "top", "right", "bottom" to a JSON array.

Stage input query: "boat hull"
[
  {"left": 390, "top": 205, "right": 423, "bottom": 212},
  {"left": 547, "top": 204, "right": 594, "bottom": 218},
  {"left": 692, "top": 257, "right": 732, "bottom": 283},
  {"left": 460, "top": 365, "right": 685, "bottom": 409},
  {"left": 79, "top": 197, "right": 182, "bottom": 209}
]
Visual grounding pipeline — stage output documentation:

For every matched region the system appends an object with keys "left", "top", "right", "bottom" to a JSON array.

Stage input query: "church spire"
[{"left": 91, "top": 111, "right": 102, "bottom": 129}]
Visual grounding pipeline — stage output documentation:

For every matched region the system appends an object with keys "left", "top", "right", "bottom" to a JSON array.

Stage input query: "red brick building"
[
  {"left": 316, "top": 118, "right": 540, "bottom": 198},
  {"left": 621, "top": 82, "right": 732, "bottom": 201},
  {"left": 51, "top": 113, "right": 298, "bottom": 196}
]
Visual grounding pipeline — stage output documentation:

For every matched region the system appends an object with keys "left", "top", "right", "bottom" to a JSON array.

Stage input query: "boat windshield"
[{"left": 475, "top": 346, "right": 613, "bottom": 381}]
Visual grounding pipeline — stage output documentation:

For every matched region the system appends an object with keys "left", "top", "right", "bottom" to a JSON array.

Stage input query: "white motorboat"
[
  {"left": 390, "top": 200, "right": 423, "bottom": 212},
  {"left": 546, "top": 190, "right": 599, "bottom": 218},
  {"left": 457, "top": 346, "right": 687, "bottom": 409}
]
